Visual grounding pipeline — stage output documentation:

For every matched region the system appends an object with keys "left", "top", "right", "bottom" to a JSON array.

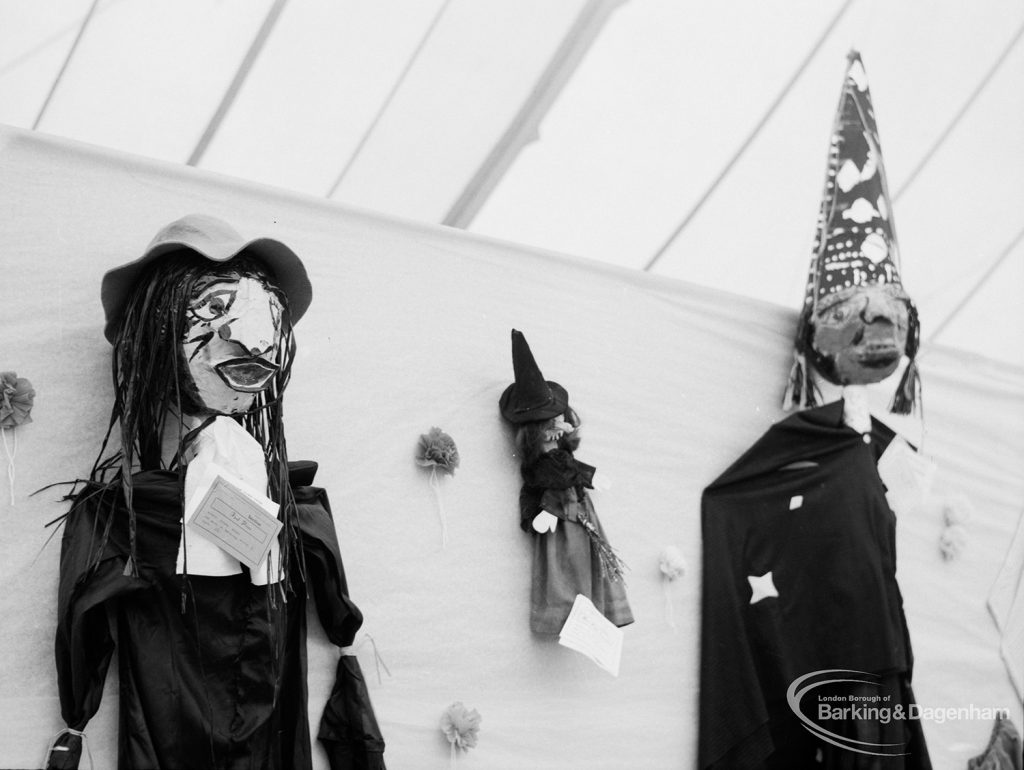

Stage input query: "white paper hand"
[{"left": 532, "top": 510, "right": 559, "bottom": 533}]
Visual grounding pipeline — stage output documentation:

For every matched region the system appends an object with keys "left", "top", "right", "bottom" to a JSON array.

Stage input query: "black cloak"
[
  {"left": 49, "top": 461, "right": 385, "bottom": 770},
  {"left": 699, "top": 400, "right": 930, "bottom": 769}
]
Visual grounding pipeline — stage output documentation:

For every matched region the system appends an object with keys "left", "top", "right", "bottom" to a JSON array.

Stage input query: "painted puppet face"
[
  {"left": 810, "top": 283, "right": 910, "bottom": 385},
  {"left": 181, "top": 270, "right": 283, "bottom": 414}
]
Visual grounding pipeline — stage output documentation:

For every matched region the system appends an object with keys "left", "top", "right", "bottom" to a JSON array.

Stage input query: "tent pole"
[
  {"left": 642, "top": 0, "right": 856, "bottom": 273},
  {"left": 442, "top": 0, "right": 629, "bottom": 229},
  {"left": 893, "top": 19, "right": 1024, "bottom": 203},
  {"left": 3, "top": 0, "right": 126, "bottom": 80},
  {"left": 924, "top": 224, "right": 1024, "bottom": 350},
  {"left": 187, "top": 0, "right": 290, "bottom": 167},
  {"left": 32, "top": 0, "right": 103, "bottom": 131},
  {"left": 326, "top": 0, "right": 455, "bottom": 199}
]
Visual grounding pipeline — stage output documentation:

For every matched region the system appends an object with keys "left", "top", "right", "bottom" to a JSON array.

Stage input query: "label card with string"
[
  {"left": 186, "top": 464, "right": 282, "bottom": 572},
  {"left": 558, "top": 594, "right": 624, "bottom": 676}
]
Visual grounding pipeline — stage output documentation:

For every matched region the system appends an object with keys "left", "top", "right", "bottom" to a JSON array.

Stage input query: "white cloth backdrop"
[{"left": 0, "top": 125, "right": 1021, "bottom": 769}]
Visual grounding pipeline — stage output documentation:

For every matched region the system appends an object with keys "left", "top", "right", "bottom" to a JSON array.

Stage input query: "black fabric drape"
[
  {"left": 699, "top": 401, "right": 930, "bottom": 769},
  {"left": 49, "top": 463, "right": 385, "bottom": 770}
]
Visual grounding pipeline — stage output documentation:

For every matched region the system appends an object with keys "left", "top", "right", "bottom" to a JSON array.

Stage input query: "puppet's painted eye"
[
  {"left": 831, "top": 306, "right": 848, "bottom": 322},
  {"left": 191, "top": 290, "right": 236, "bottom": 321}
]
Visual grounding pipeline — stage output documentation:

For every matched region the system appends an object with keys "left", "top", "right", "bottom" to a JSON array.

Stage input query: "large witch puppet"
[
  {"left": 499, "top": 329, "right": 632, "bottom": 635},
  {"left": 698, "top": 54, "right": 931, "bottom": 769},
  {"left": 46, "top": 215, "right": 386, "bottom": 770}
]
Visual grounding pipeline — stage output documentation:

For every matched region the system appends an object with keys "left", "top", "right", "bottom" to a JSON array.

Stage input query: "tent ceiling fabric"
[{"left": 1, "top": 0, "right": 1022, "bottom": 367}]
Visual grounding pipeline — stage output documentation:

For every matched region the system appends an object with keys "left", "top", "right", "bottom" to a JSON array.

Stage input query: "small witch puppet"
[
  {"left": 784, "top": 50, "right": 921, "bottom": 422},
  {"left": 498, "top": 329, "right": 633, "bottom": 634},
  {"left": 46, "top": 215, "right": 385, "bottom": 770}
]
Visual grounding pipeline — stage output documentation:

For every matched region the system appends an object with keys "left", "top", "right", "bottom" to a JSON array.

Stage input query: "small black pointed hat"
[{"left": 498, "top": 329, "right": 569, "bottom": 424}]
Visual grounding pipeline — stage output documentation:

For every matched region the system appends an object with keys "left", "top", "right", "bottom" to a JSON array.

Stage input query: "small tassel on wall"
[{"left": 889, "top": 359, "right": 921, "bottom": 415}]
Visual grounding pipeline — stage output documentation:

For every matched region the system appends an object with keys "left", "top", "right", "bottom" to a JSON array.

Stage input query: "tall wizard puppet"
[
  {"left": 698, "top": 53, "right": 931, "bottom": 769},
  {"left": 46, "top": 215, "right": 385, "bottom": 770}
]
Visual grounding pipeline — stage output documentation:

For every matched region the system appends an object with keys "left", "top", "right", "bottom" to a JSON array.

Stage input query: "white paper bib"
[{"left": 175, "top": 415, "right": 282, "bottom": 585}]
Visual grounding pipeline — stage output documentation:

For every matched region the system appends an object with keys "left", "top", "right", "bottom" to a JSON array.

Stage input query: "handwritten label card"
[
  {"left": 558, "top": 594, "right": 624, "bottom": 676},
  {"left": 187, "top": 471, "right": 282, "bottom": 573}
]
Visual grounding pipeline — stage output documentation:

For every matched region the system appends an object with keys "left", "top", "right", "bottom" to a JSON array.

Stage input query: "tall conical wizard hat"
[
  {"left": 499, "top": 329, "right": 569, "bottom": 424},
  {"left": 785, "top": 50, "right": 921, "bottom": 414},
  {"left": 805, "top": 50, "right": 904, "bottom": 306}
]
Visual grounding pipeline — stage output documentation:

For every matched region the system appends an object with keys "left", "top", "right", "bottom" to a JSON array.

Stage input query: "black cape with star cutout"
[{"left": 698, "top": 400, "right": 930, "bottom": 769}]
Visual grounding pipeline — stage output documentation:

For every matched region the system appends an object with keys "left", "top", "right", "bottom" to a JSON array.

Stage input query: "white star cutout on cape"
[{"left": 748, "top": 571, "right": 779, "bottom": 604}]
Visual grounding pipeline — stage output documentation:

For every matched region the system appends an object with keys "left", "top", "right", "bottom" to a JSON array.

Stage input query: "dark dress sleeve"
[
  {"left": 294, "top": 482, "right": 387, "bottom": 770},
  {"left": 48, "top": 485, "right": 147, "bottom": 770},
  {"left": 518, "top": 449, "right": 596, "bottom": 530},
  {"left": 520, "top": 449, "right": 595, "bottom": 491}
]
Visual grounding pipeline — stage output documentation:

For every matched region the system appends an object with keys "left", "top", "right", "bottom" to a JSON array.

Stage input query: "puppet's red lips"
[
  {"left": 856, "top": 346, "right": 901, "bottom": 369},
  {"left": 216, "top": 359, "right": 278, "bottom": 392}
]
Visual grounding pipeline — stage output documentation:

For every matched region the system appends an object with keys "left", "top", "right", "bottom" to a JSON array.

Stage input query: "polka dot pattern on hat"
[{"left": 803, "top": 51, "right": 904, "bottom": 308}]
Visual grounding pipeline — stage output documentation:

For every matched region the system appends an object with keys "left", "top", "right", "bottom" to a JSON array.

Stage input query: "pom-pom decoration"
[
  {"left": 0, "top": 371, "right": 34, "bottom": 506},
  {"left": 440, "top": 701, "right": 481, "bottom": 767},
  {"left": 416, "top": 427, "right": 460, "bottom": 546},
  {"left": 939, "top": 525, "right": 968, "bottom": 561},
  {"left": 942, "top": 494, "right": 975, "bottom": 527},
  {"left": 416, "top": 427, "right": 460, "bottom": 476},
  {"left": 939, "top": 494, "right": 975, "bottom": 560},
  {"left": 658, "top": 545, "right": 686, "bottom": 630},
  {"left": 0, "top": 371, "right": 34, "bottom": 429},
  {"left": 658, "top": 545, "right": 686, "bottom": 580}
]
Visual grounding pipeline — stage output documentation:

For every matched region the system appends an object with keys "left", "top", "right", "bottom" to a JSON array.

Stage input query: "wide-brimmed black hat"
[
  {"left": 498, "top": 329, "right": 568, "bottom": 424},
  {"left": 100, "top": 213, "right": 312, "bottom": 343}
]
